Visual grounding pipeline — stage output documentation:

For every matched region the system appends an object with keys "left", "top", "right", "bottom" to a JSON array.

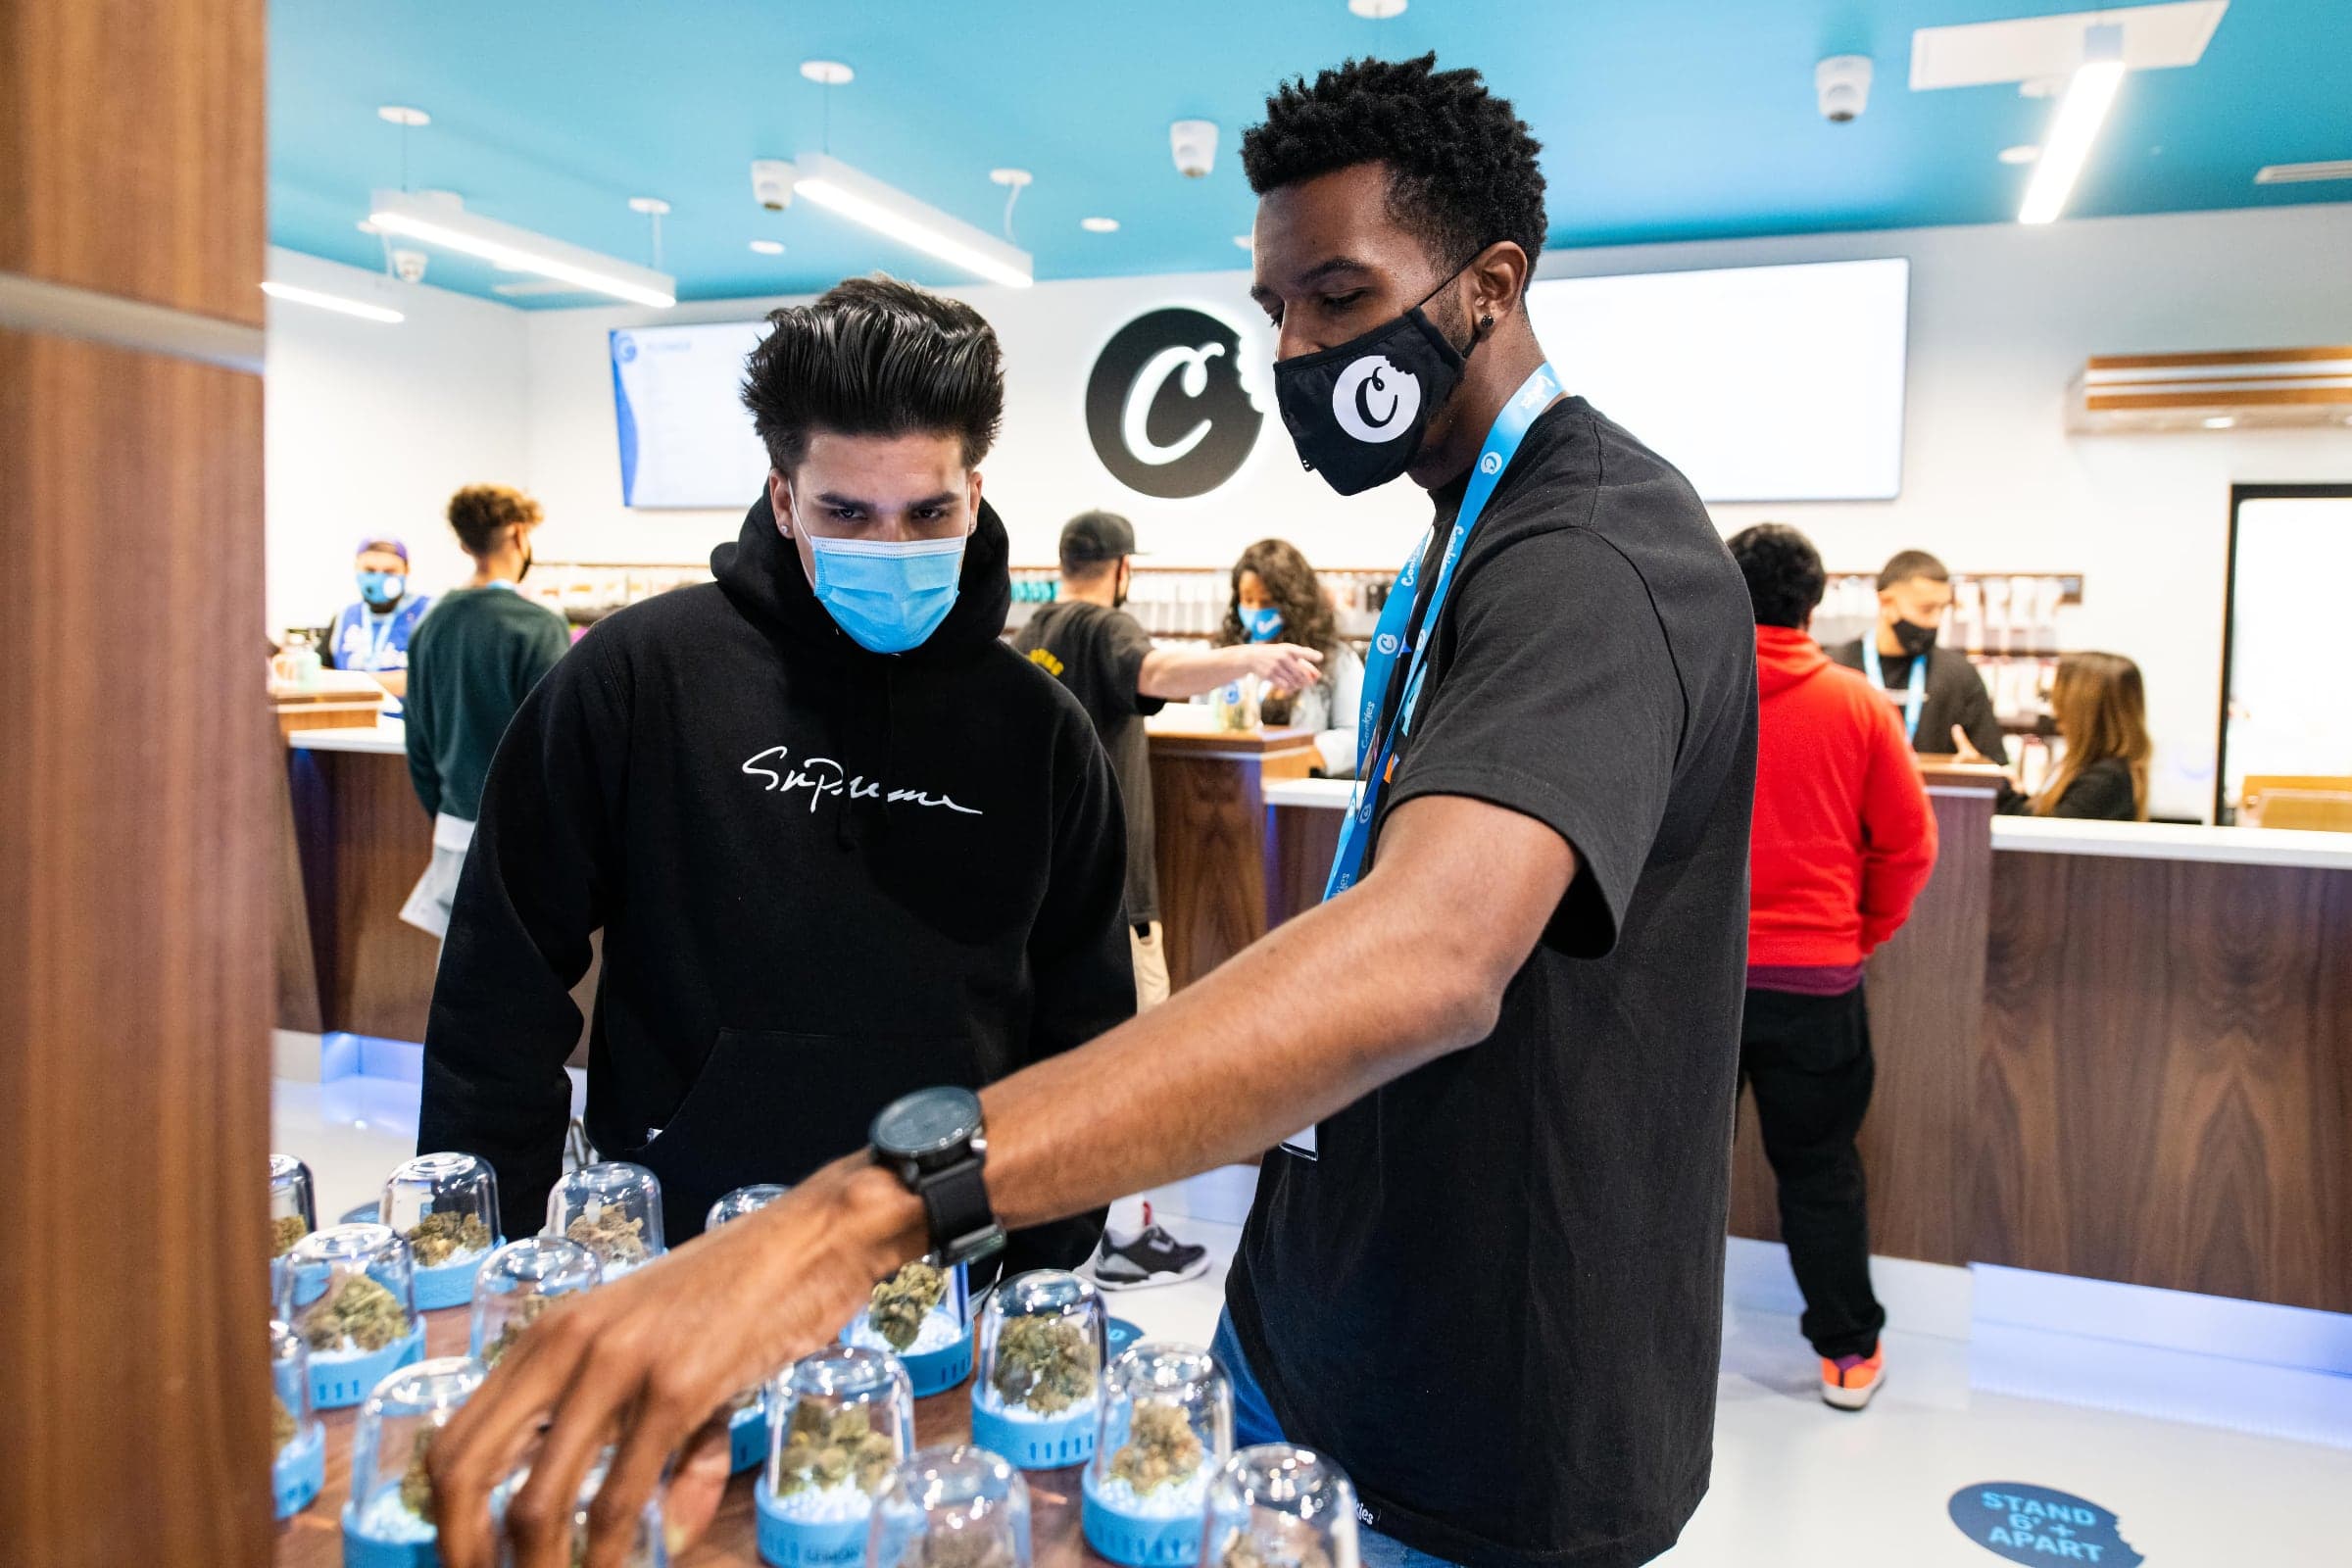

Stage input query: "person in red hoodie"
[{"left": 1728, "top": 523, "right": 1937, "bottom": 1412}]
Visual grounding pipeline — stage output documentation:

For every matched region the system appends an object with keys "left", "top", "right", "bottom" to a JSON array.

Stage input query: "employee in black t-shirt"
[
  {"left": 1828, "top": 549, "right": 2009, "bottom": 762},
  {"left": 430, "top": 56, "right": 1756, "bottom": 1568},
  {"left": 1013, "top": 511, "right": 1323, "bottom": 1013},
  {"left": 1012, "top": 510, "right": 1320, "bottom": 1291}
]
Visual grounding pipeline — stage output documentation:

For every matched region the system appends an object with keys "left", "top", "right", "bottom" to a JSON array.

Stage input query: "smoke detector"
[{"left": 752, "top": 159, "right": 796, "bottom": 211}]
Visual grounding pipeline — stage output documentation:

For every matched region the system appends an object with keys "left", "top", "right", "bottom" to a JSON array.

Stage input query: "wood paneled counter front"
[
  {"left": 1262, "top": 769, "right": 2352, "bottom": 1315},
  {"left": 274, "top": 1308, "right": 1117, "bottom": 1568}
]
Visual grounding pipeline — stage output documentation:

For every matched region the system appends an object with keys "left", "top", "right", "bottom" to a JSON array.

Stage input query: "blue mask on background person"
[
  {"left": 358, "top": 570, "right": 405, "bottom": 611},
  {"left": 1243, "top": 607, "right": 1286, "bottom": 643},
  {"left": 796, "top": 498, "right": 968, "bottom": 654}
]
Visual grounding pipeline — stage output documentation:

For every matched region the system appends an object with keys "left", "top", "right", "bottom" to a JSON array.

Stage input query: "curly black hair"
[
  {"left": 741, "top": 274, "right": 1004, "bottom": 472},
  {"left": 1728, "top": 523, "right": 1827, "bottom": 630},
  {"left": 1240, "top": 53, "right": 1546, "bottom": 272}
]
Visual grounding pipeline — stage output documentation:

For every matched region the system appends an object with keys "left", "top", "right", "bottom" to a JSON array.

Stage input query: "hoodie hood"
[
  {"left": 1755, "top": 623, "right": 1833, "bottom": 699},
  {"left": 711, "top": 489, "right": 1013, "bottom": 668}
]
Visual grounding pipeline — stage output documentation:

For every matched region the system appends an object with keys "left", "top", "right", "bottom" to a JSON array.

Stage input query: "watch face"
[{"left": 872, "top": 1087, "right": 983, "bottom": 1160}]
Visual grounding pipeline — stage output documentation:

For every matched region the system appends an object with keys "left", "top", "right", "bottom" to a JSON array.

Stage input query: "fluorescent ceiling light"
[
  {"left": 2018, "top": 25, "right": 2126, "bottom": 225},
  {"left": 260, "top": 280, "right": 404, "bottom": 323},
  {"left": 2255, "top": 160, "right": 2352, "bottom": 185},
  {"left": 368, "top": 188, "right": 676, "bottom": 308},
  {"left": 791, "top": 153, "right": 1034, "bottom": 289},
  {"left": 1081, "top": 217, "right": 1120, "bottom": 233}
]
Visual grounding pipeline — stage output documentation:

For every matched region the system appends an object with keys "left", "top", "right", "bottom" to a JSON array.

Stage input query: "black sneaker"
[{"left": 1094, "top": 1223, "right": 1210, "bottom": 1291}]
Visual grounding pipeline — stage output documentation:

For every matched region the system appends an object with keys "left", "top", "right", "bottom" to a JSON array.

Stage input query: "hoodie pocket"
[{"left": 631, "top": 1028, "right": 981, "bottom": 1244}]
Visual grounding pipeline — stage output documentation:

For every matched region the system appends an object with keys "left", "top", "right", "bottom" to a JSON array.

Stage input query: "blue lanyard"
[
  {"left": 1325, "top": 363, "right": 1560, "bottom": 900},
  {"left": 1861, "top": 640, "right": 1928, "bottom": 743}
]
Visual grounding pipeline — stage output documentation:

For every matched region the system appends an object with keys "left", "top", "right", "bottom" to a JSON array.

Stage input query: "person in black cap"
[{"left": 1010, "top": 509, "right": 1321, "bottom": 1289}]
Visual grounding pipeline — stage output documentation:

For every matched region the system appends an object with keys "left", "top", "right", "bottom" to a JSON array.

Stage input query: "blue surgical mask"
[
  {"left": 801, "top": 519, "right": 967, "bottom": 655},
  {"left": 1243, "top": 606, "right": 1286, "bottom": 643},
  {"left": 358, "top": 570, "right": 405, "bottom": 610}
]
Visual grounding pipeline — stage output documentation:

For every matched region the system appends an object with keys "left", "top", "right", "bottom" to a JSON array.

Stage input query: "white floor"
[{"left": 274, "top": 1077, "right": 2352, "bottom": 1565}]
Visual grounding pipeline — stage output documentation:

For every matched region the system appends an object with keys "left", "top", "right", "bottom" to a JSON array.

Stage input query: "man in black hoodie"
[{"left": 415, "top": 277, "right": 1131, "bottom": 1268}]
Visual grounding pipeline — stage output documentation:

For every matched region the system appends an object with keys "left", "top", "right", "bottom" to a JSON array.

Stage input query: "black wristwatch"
[{"left": 869, "top": 1087, "right": 1006, "bottom": 1270}]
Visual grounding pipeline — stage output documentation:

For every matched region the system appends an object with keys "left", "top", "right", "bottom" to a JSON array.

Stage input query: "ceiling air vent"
[
  {"left": 2255, "top": 161, "right": 2352, "bottom": 185},
  {"left": 2067, "top": 347, "right": 2352, "bottom": 433}
]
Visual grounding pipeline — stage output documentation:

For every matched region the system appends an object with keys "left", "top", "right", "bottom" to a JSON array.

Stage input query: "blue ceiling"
[{"left": 270, "top": 0, "right": 2352, "bottom": 308}]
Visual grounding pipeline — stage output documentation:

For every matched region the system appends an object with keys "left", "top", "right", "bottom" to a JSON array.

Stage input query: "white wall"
[
  {"left": 264, "top": 247, "right": 530, "bottom": 636},
  {"left": 520, "top": 272, "right": 1433, "bottom": 573},
  {"left": 266, "top": 203, "right": 2352, "bottom": 818}
]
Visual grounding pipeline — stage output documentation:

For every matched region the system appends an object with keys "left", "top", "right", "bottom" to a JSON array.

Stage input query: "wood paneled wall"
[
  {"left": 1977, "top": 851, "right": 2352, "bottom": 1313},
  {"left": 0, "top": 0, "right": 269, "bottom": 1562}
]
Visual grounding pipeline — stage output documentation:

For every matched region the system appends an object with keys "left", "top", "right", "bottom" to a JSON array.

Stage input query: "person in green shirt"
[{"left": 399, "top": 483, "right": 569, "bottom": 937}]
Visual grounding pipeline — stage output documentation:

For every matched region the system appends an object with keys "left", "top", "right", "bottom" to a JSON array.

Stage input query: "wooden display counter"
[
  {"left": 274, "top": 1308, "right": 1118, "bottom": 1568},
  {"left": 276, "top": 720, "right": 441, "bottom": 1042},
  {"left": 1147, "top": 715, "right": 1319, "bottom": 991}
]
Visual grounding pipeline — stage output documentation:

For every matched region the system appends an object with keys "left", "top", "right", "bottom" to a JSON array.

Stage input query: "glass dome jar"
[
  {"left": 277, "top": 1223, "right": 425, "bottom": 1409},
  {"left": 544, "top": 1160, "right": 664, "bottom": 1279},
  {"left": 868, "top": 1446, "right": 1032, "bottom": 1568},
  {"left": 270, "top": 1318, "right": 326, "bottom": 1520},
  {"left": 493, "top": 1446, "right": 669, "bottom": 1567},
  {"left": 1082, "top": 1343, "right": 1233, "bottom": 1566},
  {"left": 342, "top": 1355, "right": 484, "bottom": 1567},
  {"left": 842, "top": 1257, "right": 973, "bottom": 1398},
  {"left": 1200, "top": 1446, "right": 1360, "bottom": 1568},
  {"left": 468, "top": 1236, "right": 601, "bottom": 1369},
  {"left": 755, "top": 1347, "right": 916, "bottom": 1568},
  {"left": 380, "top": 1152, "right": 502, "bottom": 1310},
  {"left": 271, "top": 1153, "right": 318, "bottom": 1298},
  {"left": 969, "top": 1269, "right": 1103, "bottom": 1469},
  {"left": 709, "top": 1183, "right": 791, "bottom": 1473}
]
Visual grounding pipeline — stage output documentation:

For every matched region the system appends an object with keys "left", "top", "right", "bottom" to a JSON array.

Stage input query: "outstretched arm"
[{"left": 428, "top": 792, "right": 1575, "bottom": 1568}]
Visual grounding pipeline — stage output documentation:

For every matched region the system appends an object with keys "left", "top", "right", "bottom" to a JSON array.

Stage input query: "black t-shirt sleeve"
[
  {"left": 1384, "top": 527, "right": 1684, "bottom": 958},
  {"left": 1948, "top": 655, "right": 2009, "bottom": 762},
  {"left": 1095, "top": 609, "right": 1165, "bottom": 717}
]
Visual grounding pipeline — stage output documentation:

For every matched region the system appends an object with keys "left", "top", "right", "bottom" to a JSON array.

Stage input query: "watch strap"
[{"left": 915, "top": 1156, "right": 1004, "bottom": 1267}]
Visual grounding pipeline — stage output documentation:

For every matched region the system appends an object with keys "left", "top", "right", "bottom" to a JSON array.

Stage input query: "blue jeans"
[{"left": 1210, "top": 1312, "right": 1462, "bottom": 1568}]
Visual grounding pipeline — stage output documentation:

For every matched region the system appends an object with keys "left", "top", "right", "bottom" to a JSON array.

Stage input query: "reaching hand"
[
  {"left": 1246, "top": 642, "right": 1324, "bottom": 694},
  {"left": 1948, "top": 723, "right": 1986, "bottom": 764},
  {"left": 426, "top": 1158, "right": 922, "bottom": 1568}
]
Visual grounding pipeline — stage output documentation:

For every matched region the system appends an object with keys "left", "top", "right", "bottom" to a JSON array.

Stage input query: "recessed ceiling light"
[
  {"left": 800, "top": 59, "right": 854, "bottom": 85},
  {"left": 989, "top": 169, "right": 1034, "bottom": 188},
  {"left": 749, "top": 239, "right": 785, "bottom": 255},
  {"left": 1081, "top": 217, "right": 1120, "bottom": 233},
  {"left": 1233, "top": 235, "right": 1252, "bottom": 250},
  {"left": 627, "top": 196, "right": 671, "bottom": 216},
  {"left": 1348, "top": 0, "right": 1407, "bottom": 17},
  {"left": 2202, "top": 416, "right": 2236, "bottom": 429},
  {"left": 1999, "top": 144, "right": 2040, "bottom": 165},
  {"left": 376, "top": 105, "right": 430, "bottom": 127}
]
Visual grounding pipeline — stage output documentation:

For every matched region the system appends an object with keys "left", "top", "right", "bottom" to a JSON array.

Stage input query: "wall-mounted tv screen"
[
  {"left": 1524, "top": 257, "right": 1910, "bottom": 502},
  {"left": 610, "top": 321, "right": 770, "bottom": 509}
]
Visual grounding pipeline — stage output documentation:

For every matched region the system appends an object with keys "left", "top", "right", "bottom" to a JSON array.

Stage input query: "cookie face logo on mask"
[
  {"left": 1331, "top": 356, "right": 1422, "bottom": 445},
  {"left": 1086, "top": 308, "right": 1264, "bottom": 500}
]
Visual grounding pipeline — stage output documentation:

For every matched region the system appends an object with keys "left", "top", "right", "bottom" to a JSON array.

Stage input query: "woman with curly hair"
[
  {"left": 1215, "top": 538, "right": 1365, "bottom": 773},
  {"left": 399, "top": 483, "right": 568, "bottom": 936}
]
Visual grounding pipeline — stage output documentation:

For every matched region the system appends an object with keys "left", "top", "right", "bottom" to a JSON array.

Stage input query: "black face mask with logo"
[{"left": 1274, "top": 273, "right": 1473, "bottom": 497}]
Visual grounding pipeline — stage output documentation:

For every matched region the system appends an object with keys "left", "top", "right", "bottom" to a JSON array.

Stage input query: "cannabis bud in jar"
[
  {"left": 406, "top": 1209, "right": 492, "bottom": 1267},
  {"left": 297, "top": 1272, "right": 407, "bottom": 1352},
  {"left": 992, "top": 1313, "right": 1099, "bottom": 1414},
  {"left": 868, "top": 1261, "right": 949, "bottom": 1352}
]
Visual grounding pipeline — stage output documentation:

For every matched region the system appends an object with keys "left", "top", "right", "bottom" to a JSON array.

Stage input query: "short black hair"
[
  {"left": 741, "top": 275, "right": 1004, "bottom": 473},
  {"left": 1729, "top": 523, "right": 1826, "bottom": 629},
  {"left": 1878, "top": 549, "right": 1949, "bottom": 593},
  {"left": 1240, "top": 54, "right": 1546, "bottom": 272}
]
